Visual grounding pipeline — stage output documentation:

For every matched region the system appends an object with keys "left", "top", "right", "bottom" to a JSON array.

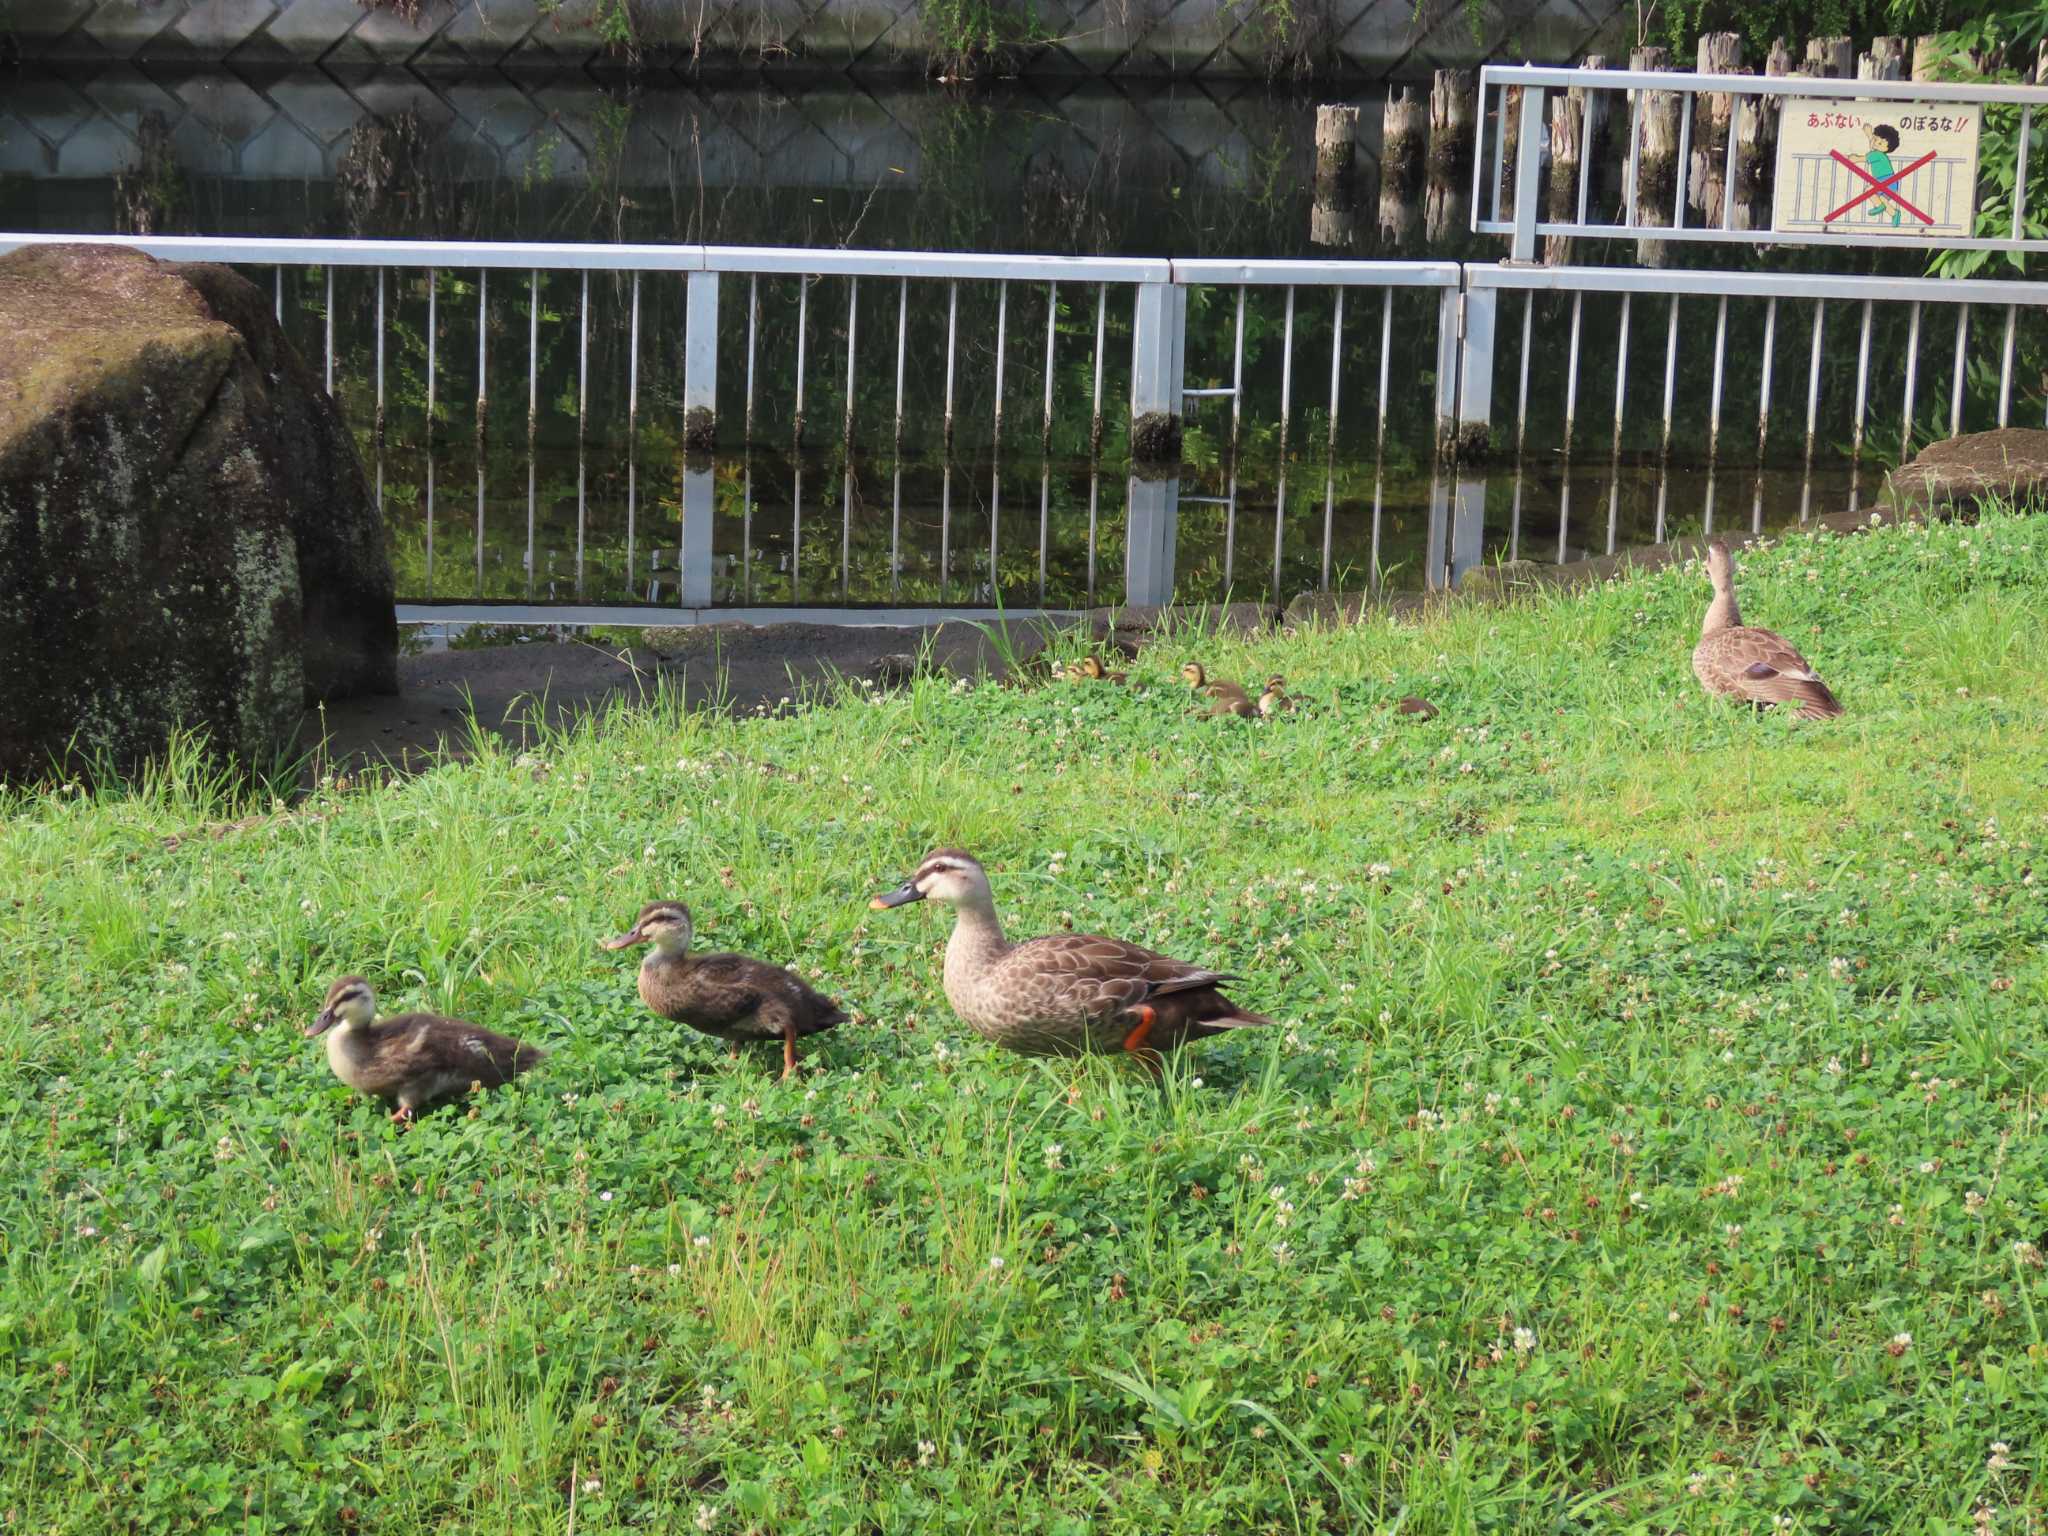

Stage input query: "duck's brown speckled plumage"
[
  {"left": 873, "top": 850, "right": 1272, "bottom": 1059},
  {"left": 309, "top": 976, "right": 544, "bottom": 1121},
  {"left": 1691, "top": 540, "right": 1844, "bottom": 721},
  {"left": 1182, "top": 662, "right": 1255, "bottom": 718},
  {"left": 605, "top": 902, "right": 844, "bottom": 1076}
]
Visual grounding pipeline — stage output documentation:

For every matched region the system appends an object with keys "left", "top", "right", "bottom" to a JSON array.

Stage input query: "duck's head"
[
  {"left": 602, "top": 901, "right": 694, "bottom": 954},
  {"left": 1261, "top": 675, "right": 1287, "bottom": 692},
  {"left": 309, "top": 976, "right": 375, "bottom": 1037},
  {"left": 871, "top": 849, "right": 991, "bottom": 911},
  {"left": 1076, "top": 655, "right": 1106, "bottom": 679},
  {"left": 1705, "top": 539, "right": 1734, "bottom": 585},
  {"left": 1179, "top": 662, "right": 1207, "bottom": 688}
]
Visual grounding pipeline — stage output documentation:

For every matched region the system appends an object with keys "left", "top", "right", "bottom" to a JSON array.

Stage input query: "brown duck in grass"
[
  {"left": 602, "top": 902, "right": 846, "bottom": 1079},
  {"left": 1692, "top": 540, "right": 1844, "bottom": 720},
  {"left": 307, "top": 977, "right": 544, "bottom": 1124},
  {"left": 1063, "top": 655, "right": 1128, "bottom": 683},
  {"left": 1182, "top": 662, "right": 1255, "bottom": 718},
  {"left": 870, "top": 850, "right": 1272, "bottom": 1065}
]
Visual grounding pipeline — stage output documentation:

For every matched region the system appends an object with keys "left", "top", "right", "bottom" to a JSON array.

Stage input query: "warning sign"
[{"left": 1771, "top": 99, "right": 1982, "bottom": 239}]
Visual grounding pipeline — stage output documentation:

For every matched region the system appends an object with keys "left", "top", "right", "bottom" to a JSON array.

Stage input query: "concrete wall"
[{"left": 8, "top": 0, "right": 1626, "bottom": 77}]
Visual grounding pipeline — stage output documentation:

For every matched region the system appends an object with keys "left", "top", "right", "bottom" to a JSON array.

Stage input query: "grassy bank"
[{"left": 5, "top": 510, "right": 2048, "bottom": 1533}]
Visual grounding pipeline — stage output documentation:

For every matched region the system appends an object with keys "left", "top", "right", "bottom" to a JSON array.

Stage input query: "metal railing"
[{"left": 1473, "top": 64, "right": 2048, "bottom": 260}]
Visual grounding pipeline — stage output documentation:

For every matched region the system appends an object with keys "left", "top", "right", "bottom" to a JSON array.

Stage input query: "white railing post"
[
  {"left": 684, "top": 271, "right": 719, "bottom": 452},
  {"left": 1129, "top": 280, "right": 1186, "bottom": 465},
  {"left": 680, "top": 462, "right": 715, "bottom": 607},
  {"left": 1124, "top": 473, "right": 1179, "bottom": 607},
  {"left": 1509, "top": 85, "right": 1547, "bottom": 263},
  {"left": 1452, "top": 282, "right": 1494, "bottom": 459}
]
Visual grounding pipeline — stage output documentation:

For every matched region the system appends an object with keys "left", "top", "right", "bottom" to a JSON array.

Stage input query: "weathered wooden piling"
[
  {"left": 1859, "top": 35, "right": 1905, "bottom": 79},
  {"left": 1730, "top": 38, "right": 1788, "bottom": 230},
  {"left": 1379, "top": 85, "right": 1425, "bottom": 250},
  {"left": 1804, "top": 36, "right": 1853, "bottom": 77},
  {"left": 1690, "top": 32, "right": 1743, "bottom": 225},
  {"left": 1546, "top": 85, "right": 1584, "bottom": 264},
  {"left": 1633, "top": 52, "right": 1680, "bottom": 266},
  {"left": 1428, "top": 69, "right": 1476, "bottom": 179},
  {"left": 1312, "top": 103, "right": 1361, "bottom": 249}
]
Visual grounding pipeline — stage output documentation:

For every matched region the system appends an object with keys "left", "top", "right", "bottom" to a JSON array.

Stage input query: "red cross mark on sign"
[{"left": 1824, "top": 148, "right": 1939, "bottom": 226}]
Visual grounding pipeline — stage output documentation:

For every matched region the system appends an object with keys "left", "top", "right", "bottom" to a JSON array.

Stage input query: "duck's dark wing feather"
[
  {"left": 1697, "top": 626, "right": 1844, "bottom": 720},
  {"left": 999, "top": 934, "right": 1264, "bottom": 1032},
  {"left": 375, "top": 1014, "right": 545, "bottom": 1088}
]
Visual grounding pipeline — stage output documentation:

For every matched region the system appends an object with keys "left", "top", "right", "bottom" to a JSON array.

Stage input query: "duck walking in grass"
[
  {"left": 1257, "top": 676, "right": 1294, "bottom": 716},
  {"left": 1182, "top": 662, "right": 1255, "bottom": 719},
  {"left": 1692, "top": 539, "right": 1844, "bottom": 720},
  {"left": 870, "top": 849, "right": 1273, "bottom": 1063},
  {"left": 1063, "top": 655, "right": 1128, "bottom": 683},
  {"left": 307, "top": 976, "right": 545, "bottom": 1124},
  {"left": 602, "top": 901, "right": 846, "bottom": 1079}
]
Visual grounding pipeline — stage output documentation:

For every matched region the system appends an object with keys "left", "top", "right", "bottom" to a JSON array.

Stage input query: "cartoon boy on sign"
[{"left": 1863, "top": 122, "right": 1903, "bottom": 227}]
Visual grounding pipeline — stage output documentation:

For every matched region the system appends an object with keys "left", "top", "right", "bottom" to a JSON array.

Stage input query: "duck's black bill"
[
  {"left": 870, "top": 880, "right": 924, "bottom": 910},
  {"left": 305, "top": 1009, "right": 337, "bottom": 1037},
  {"left": 600, "top": 928, "right": 647, "bottom": 951}
]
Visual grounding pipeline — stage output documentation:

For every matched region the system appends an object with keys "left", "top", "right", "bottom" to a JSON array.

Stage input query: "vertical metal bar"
[
  {"left": 1660, "top": 296, "right": 1679, "bottom": 462},
  {"left": 890, "top": 459, "right": 902, "bottom": 600},
  {"left": 741, "top": 454, "right": 753, "bottom": 601},
  {"left": 939, "top": 462, "right": 952, "bottom": 599},
  {"left": 1756, "top": 296, "right": 1777, "bottom": 464},
  {"left": 794, "top": 276, "right": 809, "bottom": 445},
  {"left": 1575, "top": 96, "right": 1593, "bottom": 226},
  {"left": 628, "top": 272, "right": 641, "bottom": 438},
  {"left": 745, "top": 274, "right": 758, "bottom": 443},
  {"left": 323, "top": 266, "right": 334, "bottom": 396},
  {"left": 1278, "top": 284, "right": 1296, "bottom": 460},
  {"left": 1097, "top": 280, "right": 1114, "bottom": 456},
  {"left": 1515, "top": 290, "right": 1532, "bottom": 457},
  {"left": 424, "top": 448, "right": 435, "bottom": 595},
  {"left": 1611, "top": 292, "right": 1631, "bottom": 462},
  {"left": 426, "top": 268, "right": 437, "bottom": 426},
  {"left": 791, "top": 465, "right": 803, "bottom": 604},
  {"left": 1470, "top": 79, "right": 1488, "bottom": 217},
  {"left": 1510, "top": 85, "right": 1545, "bottom": 262},
  {"left": 1901, "top": 299, "right": 1922, "bottom": 462},
  {"left": 1999, "top": 302, "right": 2017, "bottom": 427},
  {"left": 944, "top": 280, "right": 959, "bottom": 451},
  {"left": 1231, "top": 283, "right": 1247, "bottom": 462},
  {"left": 894, "top": 277, "right": 909, "bottom": 451},
  {"left": 1272, "top": 467, "right": 1287, "bottom": 601},
  {"left": 1042, "top": 279, "right": 1058, "bottom": 453},
  {"left": 475, "top": 268, "right": 487, "bottom": 435},
  {"left": 841, "top": 466, "right": 853, "bottom": 600},
  {"left": 1038, "top": 466, "right": 1050, "bottom": 598},
  {"left": 1506, "top": 466, "right": 1520, "bottom": 562},
  {"left": 1320, "top": 470, "right": 1335, "bottom": 590},
  {"left": 1223, "top": 466, "right": 1238, "bottom": 586},
  {"left": 993, "top": 279, "right": 1009, "bottom": 444},
  {"left": 1086, "top": 466, "right": 1100, "bottom": 606},
  {"left": 1673, "top": 93, "right": 1692, "bottom": 228},
  {"left": 1852, "top": 299, "right": 1874, "bottom": 474},
  {"left": 1707, "top": 294, "right": 1728, "bottom": 463},
  {"left": 1562, "top": 293, "right": 1583, "bottom": 459},
  {"left": 274, "top": 265, "right": 283, "bottom": 326},
  {"left": 989, "top": 456, "right": 1001, "bottom": 592},
  {"left": 844, "top": 275, "right": 859, "bottom": 449},
  {"left": 1489, "top": 81, "right": 1507, "bottom": 224},
  {"left": 2017, "top": 107, "right": 2033, "bottom": 238},
  {"left": 1720, "top": 107, "right": 1739, "bottom": 231},
  {"left": 1804, "top": 300, "right": 1825, "bottom": 472},
  {"left": 1950, "top": 303, "right": 1968, "bottom": 439},
  {"left": 527, "top": 270, "right": 539, "bottom": 441},
  {"left": 374, "top": 266, "right": 385, "bottom": 440},
  {"left": 578, "top": 271, "right": 589, "bottom": 441},
  {"left": 1377, "top": 288, "right": 1394, "bottom": 454},
  {"left": 474, "top": 451, "right": 484, "bottom": 595},
  {"left": 1326, "top": 288, "right": 1344, "bottom": 459}
]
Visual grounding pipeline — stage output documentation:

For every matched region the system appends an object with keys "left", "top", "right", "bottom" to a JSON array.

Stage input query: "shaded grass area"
[{"left": 4, "top": 511, "right": 2048, "bottom": 1532}]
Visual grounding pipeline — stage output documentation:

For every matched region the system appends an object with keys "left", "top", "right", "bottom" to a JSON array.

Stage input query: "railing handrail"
[
  {"left": 1480, "top": 62, "right": 2048, "bottom": 106},
  {"left": 1469, "top": 264, "right": 2048, "bottom": 305}
]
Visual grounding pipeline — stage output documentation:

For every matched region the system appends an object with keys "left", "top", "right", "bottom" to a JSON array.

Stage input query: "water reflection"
[{"left": 382, "top": 439, "right": 1857, "bottom": 611}]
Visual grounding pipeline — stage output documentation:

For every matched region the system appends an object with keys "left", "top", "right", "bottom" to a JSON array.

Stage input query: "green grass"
[{"left": 6, "top": 510, "right": 2048, "bottom": 1533}]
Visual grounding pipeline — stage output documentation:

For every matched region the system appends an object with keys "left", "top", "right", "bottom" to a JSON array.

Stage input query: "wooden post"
[
  {"left": 1312, "top": 103, "right": 1361, "bottom": 248},
  {"left": 1732, "top": 37, "right": 1791, "bottom": 230},
  {"left": 1859, "top": 35, "right": 1905, "bottom": 79},
  {"left": 1428, "top": 69, "right": 1476, "bottom": 179},
  {"left": 1691, "top": 32, "right": 1743, "bottom": 224},
  {"left": 1546, "top": 87, "right": 1584, "bottom": 264},
  {"left": 1380, "top": 85, "right": 1425, "bottom": 250},
  {"left": 1636, "top": 63, "right": 1680, "bottom": 267},
  {"left": 2037, "top": 35, "right": 2047, "bottom": 84},
  {"left": 1804, "top": 36, "right": 1853, "bottom": 77}
]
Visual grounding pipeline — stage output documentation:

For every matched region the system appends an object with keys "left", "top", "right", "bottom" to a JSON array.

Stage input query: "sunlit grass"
[{"left": 4, "top": 510, "right": 2048, "bottom": 1531}]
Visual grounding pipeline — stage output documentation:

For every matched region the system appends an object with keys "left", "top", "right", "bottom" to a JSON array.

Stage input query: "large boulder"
[
  {"left": 1886, "top": 428, "right": 2048, "bottom": 517},
  {"left": 0, "top": 244, "right": 396, "bottom": 782}
]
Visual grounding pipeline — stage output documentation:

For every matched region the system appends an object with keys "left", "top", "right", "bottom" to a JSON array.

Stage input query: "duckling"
[
  {"left": 1181, "top": 661, "right": 1255, "bottom": 718},
  {"left": 1256, "top": 676, "right": 1294, "bottom": 716},
  {"left": 1064, "top": 655, "right": 1127, "bottom": 683},
  {"left": 306, "top": 976, "right": 544, "bottom": 1124},
  {"left": 1394, "top": 695, "right": 1439, "bottom": 721},
  {"left": 1693, "top": 539, "right": 1844, "bottom": 719},
  {"left": 870, "top": 850, "right": 1271, "bottom": 1062},
  {"left": 602, "top": 901, "right": 846, "bottom": 1079}
]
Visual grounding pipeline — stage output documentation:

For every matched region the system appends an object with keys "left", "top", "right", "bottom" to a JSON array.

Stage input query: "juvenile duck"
[
  {"left": 1394, "top": 695, "right": 1439, "bottom": 721},
  {"left": 871, "top": 850, "right": 1272, "bottom": 1061},
  {"left": 1064, "top": 655, "right": 1128, "bottom": 683},
  {"left": 307, "top": 976, "right": 544, "bottom": 1124},
  {"left": 1181, "top": 661, "right": 1255, "bottom": 718},
  {"left": 602, "top": 901, "right": 846, "bottom": 1079},
  {"left": 1257, "top": 676, "right": 1294, "bottom": 716},
  {"left": 1692, "top": 539, "right": 1844, "bottom": 720}
]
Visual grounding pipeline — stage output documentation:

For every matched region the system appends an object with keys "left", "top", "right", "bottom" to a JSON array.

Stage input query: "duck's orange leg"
[
  {"left": 781, "top": 1026, "right": 799, "bottom": 1081},
  {"left": 1121, "top": 1005, "right": 1157, "bottom": 1054}
]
